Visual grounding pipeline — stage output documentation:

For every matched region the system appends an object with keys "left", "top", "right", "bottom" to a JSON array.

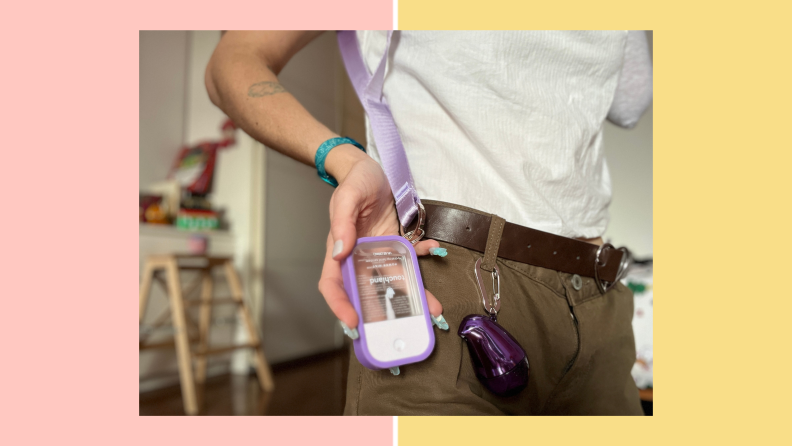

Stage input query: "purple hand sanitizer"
[{"left": 340, "top": 236, "right": 435, "bottom": 371}]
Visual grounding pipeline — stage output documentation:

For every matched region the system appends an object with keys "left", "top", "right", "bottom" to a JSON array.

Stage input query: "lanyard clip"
[{"left": 399, "top": 203, "right": 426, "bottom": 245}]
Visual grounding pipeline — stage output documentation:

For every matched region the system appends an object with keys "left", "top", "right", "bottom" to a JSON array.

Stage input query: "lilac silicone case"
[{"left": 340, "top": 235, "right": 435, "bottom": 370}]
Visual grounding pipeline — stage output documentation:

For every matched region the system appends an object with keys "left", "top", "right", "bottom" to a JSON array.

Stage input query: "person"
[{"left": 206, "top": 30, "right": 653, "bottom": 415}]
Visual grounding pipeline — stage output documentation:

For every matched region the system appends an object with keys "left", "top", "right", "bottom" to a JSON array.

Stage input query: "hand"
[{"left": 317, "top": 156, "right": 445, "bottom": 330}]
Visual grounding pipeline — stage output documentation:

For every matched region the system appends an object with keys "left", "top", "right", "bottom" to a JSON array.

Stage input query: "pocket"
[{"left": 417, "top": 243, "right": 487, "bottom": 390}]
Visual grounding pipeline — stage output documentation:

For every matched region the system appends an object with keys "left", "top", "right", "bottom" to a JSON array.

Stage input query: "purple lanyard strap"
[{"left": 337, "top": 31, "right": 423, "bottom": 234}]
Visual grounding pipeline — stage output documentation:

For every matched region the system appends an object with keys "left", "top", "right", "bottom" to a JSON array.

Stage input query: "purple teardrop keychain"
[{"left": 458, "top": 259, "right": 530, "bottom": 396}]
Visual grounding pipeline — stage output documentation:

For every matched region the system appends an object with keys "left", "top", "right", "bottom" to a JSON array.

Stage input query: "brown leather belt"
[{"left": 422, "top": 200, "right": 625, "bottom": 283}]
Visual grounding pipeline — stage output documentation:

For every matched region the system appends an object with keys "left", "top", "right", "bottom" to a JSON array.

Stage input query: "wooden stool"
[{"left": 139, "top": 254, "right": 274, "bottom": 415}]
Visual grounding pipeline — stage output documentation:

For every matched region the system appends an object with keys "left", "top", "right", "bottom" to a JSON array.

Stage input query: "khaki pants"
[{"left": 344, "top": 216, "right": 642, "bottom": 415}]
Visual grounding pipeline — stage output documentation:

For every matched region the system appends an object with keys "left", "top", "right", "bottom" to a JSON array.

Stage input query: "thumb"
[{"left": 329, "top": 187, "right": 361, "bottom": 260}]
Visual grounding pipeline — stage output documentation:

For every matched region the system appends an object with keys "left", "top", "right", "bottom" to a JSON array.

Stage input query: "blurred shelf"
[{"left": 139, "top": 223, "right": 233, "bottom": 241}]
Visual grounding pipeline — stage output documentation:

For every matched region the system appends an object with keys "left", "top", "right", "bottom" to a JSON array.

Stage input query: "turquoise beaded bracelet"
[{"left": 314, "top": 137, "right": 366, "bottom": 187}]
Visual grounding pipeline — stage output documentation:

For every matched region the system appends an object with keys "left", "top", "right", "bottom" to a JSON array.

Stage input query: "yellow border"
[
  {"left": 401, "top": 0, "right": 653, "bottom": 30},
  {"left": 399, "top": 0, "right": 791, "bottom": 444}
]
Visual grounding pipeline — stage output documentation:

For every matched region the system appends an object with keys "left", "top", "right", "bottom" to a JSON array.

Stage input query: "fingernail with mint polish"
[
  {"left": 389, "top": 367, "right": 400, "bottom": 376},
  {"left": 429, "top": 247, "right": 447, "bottom": 257},
  {"left": 339, "top": 320, "right": 359, "bottom": 340},
  {"left": 431, "top": 314, "right": 449, "bottom": 331},
  {"left": 332, "top": 240, "right": 344, "bottom": 258}
]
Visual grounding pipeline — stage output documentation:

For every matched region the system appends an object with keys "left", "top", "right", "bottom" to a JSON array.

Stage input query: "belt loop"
[{"left": 480, "top": 214, "right": 506, "bottom": 272}]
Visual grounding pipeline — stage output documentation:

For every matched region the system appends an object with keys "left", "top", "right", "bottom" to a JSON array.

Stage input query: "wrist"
[{"left": 324, "top": 143, "right": 371, "bottom": 185}]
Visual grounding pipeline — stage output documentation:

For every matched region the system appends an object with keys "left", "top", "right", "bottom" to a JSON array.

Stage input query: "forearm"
[{"left": 205, "top": 32, "right": 368, "bottom": 183}]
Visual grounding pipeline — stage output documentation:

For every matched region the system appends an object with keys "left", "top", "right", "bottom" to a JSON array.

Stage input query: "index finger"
[{"left": 413, "top": 238, "right": 440, "bottom": 256}]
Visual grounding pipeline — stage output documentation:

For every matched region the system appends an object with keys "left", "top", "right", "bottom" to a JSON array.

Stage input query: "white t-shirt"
[{"left": 358, "top": 31, "right": 636, "bottom": 239}]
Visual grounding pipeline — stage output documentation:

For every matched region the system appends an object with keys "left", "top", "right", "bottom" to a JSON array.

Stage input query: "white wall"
[
  {"left": 139, "top": 31, "right": 187, "bottom": 188},
  {"left": 602, "top": 105, "right": 653, "bottom": 259},
  {"left": 184, "top": 32, "right": 229, "bottom": 144}
]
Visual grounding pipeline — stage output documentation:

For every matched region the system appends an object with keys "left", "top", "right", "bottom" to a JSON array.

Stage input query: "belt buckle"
[
  {"left": 594, "top": 243, "right": 631, "bottom": 294},
  {"left": 399, "top": 203, "right": 426, "bottom": 245}
]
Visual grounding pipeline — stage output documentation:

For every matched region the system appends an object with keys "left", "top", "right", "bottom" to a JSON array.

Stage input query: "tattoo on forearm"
[{"left": 247, "top": 81, "right": 286, "bottom": 98}]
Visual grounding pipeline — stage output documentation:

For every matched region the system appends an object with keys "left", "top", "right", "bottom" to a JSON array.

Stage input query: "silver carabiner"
[{"left": 474, "top": 257, "right": 501, "bottom": 318}]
